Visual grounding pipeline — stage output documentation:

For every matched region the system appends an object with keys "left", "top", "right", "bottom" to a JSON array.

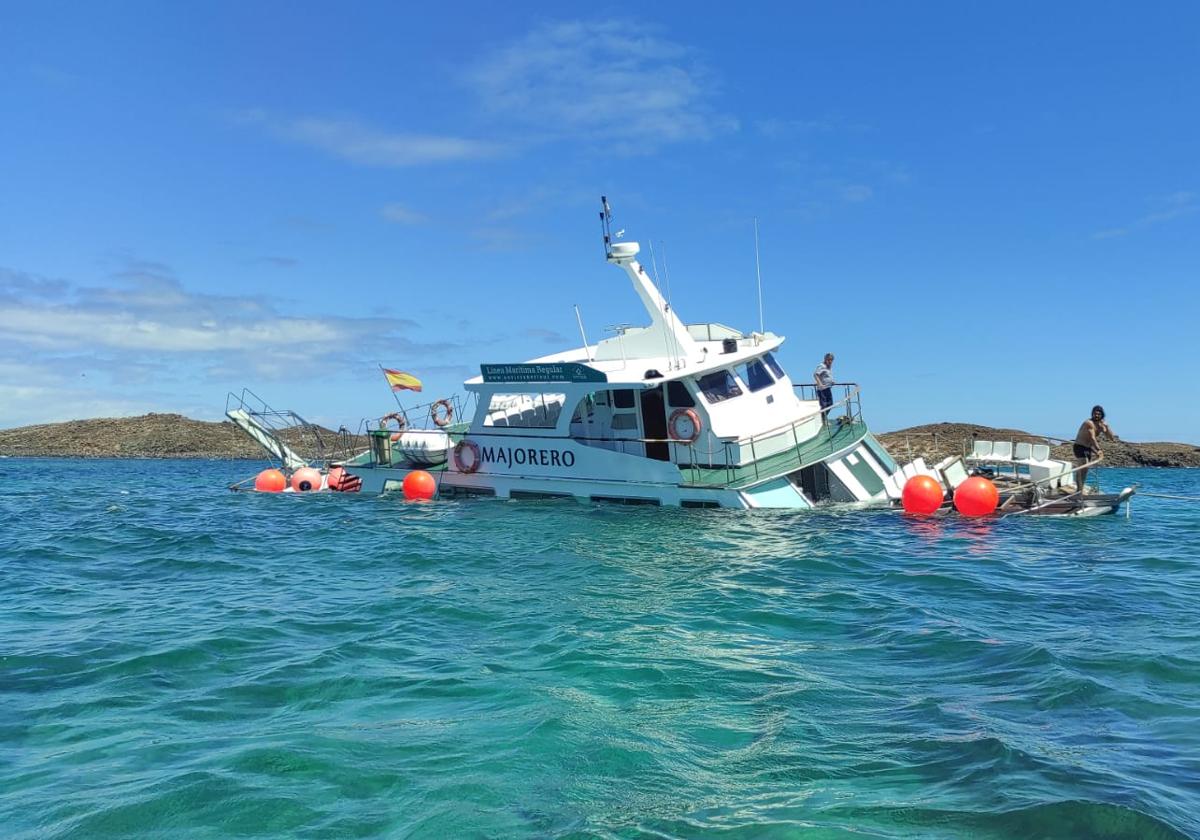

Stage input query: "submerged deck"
[{"left": 680, "top": 420, "right": 868, "bottom": 489}]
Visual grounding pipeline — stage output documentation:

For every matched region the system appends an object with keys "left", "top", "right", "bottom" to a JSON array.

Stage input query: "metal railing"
[
  {"left": 225, "top": 388, "right": 333, "bottom": 466},
  {"left": 368, "top": 393, "right": 476, "bottom": 433},
  {"left": 674, "top": 384, "right": 865, "bottom": 487},
  {"left": 355, "top": 384, "right": 867, "bottom": 489}
]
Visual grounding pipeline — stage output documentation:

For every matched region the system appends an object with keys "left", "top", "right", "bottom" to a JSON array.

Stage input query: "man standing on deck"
[
  {"left": 1072, "top": 405, "right": 1117, "bottom": 493},
  {"left": 813, "top": 353, "right": 835, "bottom": 422}
]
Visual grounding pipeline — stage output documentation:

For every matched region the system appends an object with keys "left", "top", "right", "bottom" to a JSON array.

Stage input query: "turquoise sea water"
[{"left": 2, "top": 459, "right": 1198, "bottom": 839}]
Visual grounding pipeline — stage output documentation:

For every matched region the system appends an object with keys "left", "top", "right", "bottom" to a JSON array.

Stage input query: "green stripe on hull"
[{"left": 680, "top": 421, "right": 868, "bottom": 489}]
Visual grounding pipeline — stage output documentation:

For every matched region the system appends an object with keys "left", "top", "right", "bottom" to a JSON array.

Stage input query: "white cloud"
[
  {"left": 237, "top": 110, "right": 502, "bottom": 167},
  {"left": 0, "top": 262, "right": 420, "bottom": 358},
  {"left": 0, "top": 382, "right": 161, "bottom": 428},
  {"left": 468, "top": 20, "right": 737, "bottom": 151}
]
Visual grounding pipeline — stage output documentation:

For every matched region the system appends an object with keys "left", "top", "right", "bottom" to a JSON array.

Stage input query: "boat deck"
[{"left": 681, "top": 420, "right": 868, "bottom": 489}]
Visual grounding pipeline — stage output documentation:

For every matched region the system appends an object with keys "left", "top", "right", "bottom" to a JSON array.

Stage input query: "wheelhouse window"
[
  {"left": 697, "top": 370, "right": 742, "bottom": 403},
  {"left": 763, "top": 352, "right": 786, "bottom": 380},
  {"left": 736, "top": 358, "right": 774, "bottom": 392},
  {"left": 667, "top": 380, "right": 695, "bottom": 408}
]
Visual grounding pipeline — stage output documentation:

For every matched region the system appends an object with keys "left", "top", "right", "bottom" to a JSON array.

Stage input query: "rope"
[{"left": 1136, "top": 492, "right": 1200, "bottom": 502}]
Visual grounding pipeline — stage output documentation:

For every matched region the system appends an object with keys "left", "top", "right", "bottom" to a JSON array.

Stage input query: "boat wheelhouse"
[{"left": 334, "top": 201, "right": 912, "bottom": 508}]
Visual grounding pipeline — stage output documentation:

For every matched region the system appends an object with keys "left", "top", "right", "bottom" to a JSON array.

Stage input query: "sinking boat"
[
  {"left": 233, "top": 199, "right": 936, "bottom": 508},
  {"left": 227, "top": 199, "right": 1134, "bottom": 516}
]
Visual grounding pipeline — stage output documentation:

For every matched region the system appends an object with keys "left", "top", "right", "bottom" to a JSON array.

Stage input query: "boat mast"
[{"left": 599, "top": 197, "right": 699, "bottom": 367}]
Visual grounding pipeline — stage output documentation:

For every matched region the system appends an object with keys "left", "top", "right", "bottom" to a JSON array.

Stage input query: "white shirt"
[{"left": 814, "top": 363, "right": 833, "bottom": 389}]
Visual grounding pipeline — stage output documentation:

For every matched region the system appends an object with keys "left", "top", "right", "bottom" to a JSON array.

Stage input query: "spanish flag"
[{"left": 382, "top": 368, "right": 423, "bottom": 392}]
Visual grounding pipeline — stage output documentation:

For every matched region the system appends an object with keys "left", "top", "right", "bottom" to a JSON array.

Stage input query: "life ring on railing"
[
  {"left": 453, "top": 439, "right": 481, "bottom": 473},
  {"left": 430, "top": 399, "right": 455, "bottom": 428},
  {"left": 380, "top": 411, "right": 407, "bottom": 442},
  {"left": 668, "top": 408, "right": 702, "bottom": 444}
]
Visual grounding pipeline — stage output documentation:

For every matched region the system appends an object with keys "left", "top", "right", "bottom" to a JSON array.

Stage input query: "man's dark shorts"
[
  {"left": 1073, "top": 444, "right": 1093, "bottom": 460},
  {"left": 817, "top": 388, "right": 833, "bottom": 413}
]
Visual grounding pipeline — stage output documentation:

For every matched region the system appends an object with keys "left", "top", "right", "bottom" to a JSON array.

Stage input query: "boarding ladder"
[{"left": 225, "top": 389, "right": 321, "bottom": 471}]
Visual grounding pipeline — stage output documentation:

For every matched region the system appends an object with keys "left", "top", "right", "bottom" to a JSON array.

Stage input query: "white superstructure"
[{"left": 336, "top": 199, "right": 910, "bottom": 509}]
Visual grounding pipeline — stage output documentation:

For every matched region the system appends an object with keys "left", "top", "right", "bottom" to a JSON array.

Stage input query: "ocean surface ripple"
[{"left": 2, "top": 460, "right": 1198, "bottom": 839}]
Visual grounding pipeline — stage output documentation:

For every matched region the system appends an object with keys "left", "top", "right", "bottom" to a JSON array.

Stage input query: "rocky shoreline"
[
  {"left": 876, "top": 422, "right": 1200, "bottom": 468},
  {"left": 1, "top": 414, "right": 1197, "bottom": 467},
  {"left": 0, "top": 413, "right": 363, "bottom": 461}
]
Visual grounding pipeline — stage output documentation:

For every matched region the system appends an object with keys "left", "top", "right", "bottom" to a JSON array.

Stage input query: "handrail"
[
  {"left": 356, "top": 383, "right": 867, "bottom": 484},
  {"left": 794, "top": 381, "right": 858, "bottom": 400}
]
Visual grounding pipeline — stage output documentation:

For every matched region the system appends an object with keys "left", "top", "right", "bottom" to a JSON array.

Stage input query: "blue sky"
[{"left": 1, "top": 2, "right": 1197, "bottom": 442}]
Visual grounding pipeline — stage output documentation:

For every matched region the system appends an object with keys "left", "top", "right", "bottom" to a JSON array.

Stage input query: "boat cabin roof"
[{"left": 464, "top": 325, "right": 785, "bottom": 392}]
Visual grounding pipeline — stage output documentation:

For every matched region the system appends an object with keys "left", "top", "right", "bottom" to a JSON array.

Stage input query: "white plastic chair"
[
  {"left": 1031, "top": 443, "right": 1051, "bottom": 462},
  {"left": 970, "top": 439, "right": 993, "bottom": 460},
  {"left": 940, "top": 458, "right": 970, "bottom": 490},
  {"left": 1013, "top": 442, "right": 1033, "bottom": 462},
  {"left": 990, "top": 441, "right": 1013, "bottom": 462}
]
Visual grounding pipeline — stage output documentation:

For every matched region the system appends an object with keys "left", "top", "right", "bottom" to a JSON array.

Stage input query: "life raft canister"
[
  {"left": 380, "top": 411, "right": 407, "bottom": 442},
  {"left": 430, "top": 399, "right": 455, "bottom": 428},
  {"left": 453, "top": 439, "right": 481, "bottom": 473},
  {"left": 668, "top": 408, "right": 702, "bottom": 444}
]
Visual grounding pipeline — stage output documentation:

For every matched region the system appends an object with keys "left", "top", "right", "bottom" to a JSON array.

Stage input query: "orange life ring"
[
  {"left": 453, "top": 439, "right": 481, "bottom": 474},
  {"left": 668, "top": 408, "right": 702, "bottom": 444},
  {"left": 431, "top": 399, "right": 455, "bottom": 428},
  {"left": 380, "top": 412, "right": 407, "bottom": 441}
]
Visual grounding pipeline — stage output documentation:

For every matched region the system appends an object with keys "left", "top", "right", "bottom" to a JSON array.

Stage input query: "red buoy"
[
  {"left": 254, "top": 468, "right": 287, "bottom": 493},
  {"left": 291, "top": 467, "right": 323, "bottom": 492},
  {"left": 954, "top": 476, "right": 999, "bottom": 517},
  {"left": 902, "top": 474, "right": 944, "bottom": 515},
  {"left": 402, "top": 469, "right": 436, "bottom": 501}
]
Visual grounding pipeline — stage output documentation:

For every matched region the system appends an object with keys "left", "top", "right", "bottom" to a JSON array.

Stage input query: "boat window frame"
[
  {"left": 762, "top": 352, "right": 786, "bottom": 380},
  {"left": 666, "top": 380, "right": 696, "bottom": 408},
  {"left": 735, "top": 357, "right": 775, "bottom": 393},
  {"left": 697, "top": 369, "right": 743, "bottom": 404},
  {"left": 482, "top": 391, "right": 566, "bottom": 429}
]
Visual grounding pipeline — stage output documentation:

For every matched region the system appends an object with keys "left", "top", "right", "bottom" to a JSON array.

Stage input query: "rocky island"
[
  {"left": 0, "top": 414, "right": 1196, "bottom": 467},
  {"left": 0, "top": 413, "right": 362, "bottom": 461}
]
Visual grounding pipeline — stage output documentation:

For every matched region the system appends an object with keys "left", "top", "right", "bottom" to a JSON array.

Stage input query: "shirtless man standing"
[{"left": 1072, "top": 405, "right": 1117, "bottom": 493}]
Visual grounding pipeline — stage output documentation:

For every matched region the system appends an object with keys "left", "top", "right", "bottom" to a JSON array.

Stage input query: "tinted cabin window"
[
  {"left": 612, "top": 389, "right": 636, "bottom": 409},
  {"left": 736, "top": 359, "right": 774, "bottom": 392},
  {"left": 667, "top": 381, "right": 695, "bottom": 407},
  {"left": 763, "top": 352, "right": 786, "bottom": 379},
  {"left": 698, "top": 370, "right": 742, "bottom": 403}
]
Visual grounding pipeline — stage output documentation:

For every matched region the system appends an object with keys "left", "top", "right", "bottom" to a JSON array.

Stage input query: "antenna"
[
  {"left": 647, "top": 241, "right": 676, "bottom": 371},
  {"left": 754, "top": 217, "right": 764, "bottom": 334},
  {"left": 661, "top": 243, "right": 681, "bottom": 368},
  {"left": 573, "top": 304, "right": 593, "bottom": 362},
  {"left": 598, "top": 195, "right": 614, "bottom": 259}
]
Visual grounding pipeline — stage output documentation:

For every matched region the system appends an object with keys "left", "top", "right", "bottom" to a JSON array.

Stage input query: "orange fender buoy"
[
  {"left": 402, "top": 470, "right": 436, "bottom": 501},
  {"left": 954, "top": 476, "right": 999, "bottom": 517},
  {"left": 327, "top": 466, "right": 362, "bottom": 493},
  {"left": 254, "top": 468, "right": 286, "bottom": 492},
  {"left": 291, "top": 467, "right": 323, "bottom": 492},
  {"left": 902, "top": 474, "right": 943, "bottom": 515}
]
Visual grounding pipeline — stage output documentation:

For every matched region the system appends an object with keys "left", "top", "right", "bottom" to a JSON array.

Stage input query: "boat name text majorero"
[{"left": 478, "top": 444, "right": 577, "bottom": 469}]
